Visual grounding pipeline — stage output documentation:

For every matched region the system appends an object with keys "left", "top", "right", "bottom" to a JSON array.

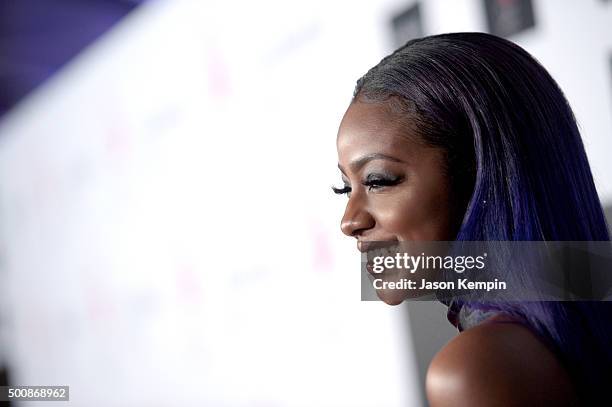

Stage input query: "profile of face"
[{"left": 336, "top": 99, "right": 455, "bottom": 304}]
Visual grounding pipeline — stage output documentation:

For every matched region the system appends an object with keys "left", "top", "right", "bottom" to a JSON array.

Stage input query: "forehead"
[{"left": 336, "top": 100, "right": 421, "bottom": 160}]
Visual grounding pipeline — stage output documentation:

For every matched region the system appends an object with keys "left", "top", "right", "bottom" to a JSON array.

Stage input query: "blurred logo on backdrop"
[
  {"left": 390, "top": 3, "right": 424, "bottom": 49},
  {"left": 484, "top": 0, "right": 536, "bottom": 38}
]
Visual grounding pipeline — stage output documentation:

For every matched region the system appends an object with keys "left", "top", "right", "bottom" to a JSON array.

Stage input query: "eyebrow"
[{"left": 338, "top": 153, "right": 406, "bottom": 174}]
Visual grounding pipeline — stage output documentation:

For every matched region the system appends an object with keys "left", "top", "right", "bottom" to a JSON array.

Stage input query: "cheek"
[{"left": 371, "top": 184, "right": 452, "bottom": 240}]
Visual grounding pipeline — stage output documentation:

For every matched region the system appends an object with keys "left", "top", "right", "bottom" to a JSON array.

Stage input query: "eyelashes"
[
  {"left": 332, "top": 174, "right": 403, "bottom": 196},
  {"left": 331, "top": 185, "right": 351, "bottom": 195}
]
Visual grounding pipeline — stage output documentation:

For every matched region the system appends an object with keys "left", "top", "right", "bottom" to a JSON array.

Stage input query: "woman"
[{"left": 333, "top": 32, "right": 611, "bottom": 406}]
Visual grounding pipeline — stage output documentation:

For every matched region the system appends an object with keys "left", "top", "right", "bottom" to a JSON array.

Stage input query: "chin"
[{"left": 376, "top": 290, "right": 407, "bottom": 306}]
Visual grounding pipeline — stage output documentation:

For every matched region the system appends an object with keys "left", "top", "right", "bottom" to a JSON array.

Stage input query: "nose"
[{"left": 340, "top": 193, "right": 375, "bottom": 237}]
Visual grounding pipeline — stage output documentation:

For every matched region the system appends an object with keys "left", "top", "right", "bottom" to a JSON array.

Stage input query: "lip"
[
  {"left": 359, "top": 240, "right": 399, "bottom": 275},
  {"left": 365, "top": 263, "right": 375, "bottom": 274},
  {"left": 357, "top": 240, "right": 398, "bottom": 253},
  {"left": 357, "top": 241, "right": 370, "bottom": 253}
]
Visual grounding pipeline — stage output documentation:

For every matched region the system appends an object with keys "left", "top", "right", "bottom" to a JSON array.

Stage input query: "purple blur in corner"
[{"left": 0, "top": 0, "right": 145, "bottom": 118}]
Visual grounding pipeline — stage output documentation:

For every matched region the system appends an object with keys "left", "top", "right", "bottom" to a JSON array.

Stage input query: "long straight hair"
[{"left": 352, "top": 32, "right": 611, "bottom": 403}]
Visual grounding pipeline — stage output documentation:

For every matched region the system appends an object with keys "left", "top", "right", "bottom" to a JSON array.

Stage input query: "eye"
[
  {"left": 363, "top": 174, "right": 403, "bottom": 191},
  {"left": 331, "top": 185, "right": 351, "bottom": 196},
  {"left": 331, "top": 174, "right": 402, "bottom": 196}
]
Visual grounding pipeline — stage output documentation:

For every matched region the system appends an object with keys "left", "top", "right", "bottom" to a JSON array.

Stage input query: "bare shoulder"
[{"left": 426, "top": 320, "right": 580, "bottom": 407}]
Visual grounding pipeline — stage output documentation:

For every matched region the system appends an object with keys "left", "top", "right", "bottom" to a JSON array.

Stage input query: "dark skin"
[{"left": 336, "top": 100, "right": 580, "bottom": 406}]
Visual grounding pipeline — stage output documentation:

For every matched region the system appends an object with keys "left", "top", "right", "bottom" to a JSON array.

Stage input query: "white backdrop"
[{"left": 0, "top": 1, "right": 420, "bottom": 406}]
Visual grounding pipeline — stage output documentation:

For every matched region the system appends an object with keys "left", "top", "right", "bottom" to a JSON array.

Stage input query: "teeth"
[{"left": 366, "top": 244, "right": 399, "bottom": 263}]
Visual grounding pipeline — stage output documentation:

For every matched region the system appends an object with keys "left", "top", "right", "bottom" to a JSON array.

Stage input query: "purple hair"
[{"left": 353, "top": 32, "right": 612, "bottom": 403}]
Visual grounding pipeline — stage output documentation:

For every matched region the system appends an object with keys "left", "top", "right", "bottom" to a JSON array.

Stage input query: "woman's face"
[{"left": 336, "top": 100, "right": 454, "bottom": 304}]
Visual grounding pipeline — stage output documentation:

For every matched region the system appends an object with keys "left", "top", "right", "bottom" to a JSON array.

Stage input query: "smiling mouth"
[{"left": 360, "top": 241, "right": 401, "bottom": 275}]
